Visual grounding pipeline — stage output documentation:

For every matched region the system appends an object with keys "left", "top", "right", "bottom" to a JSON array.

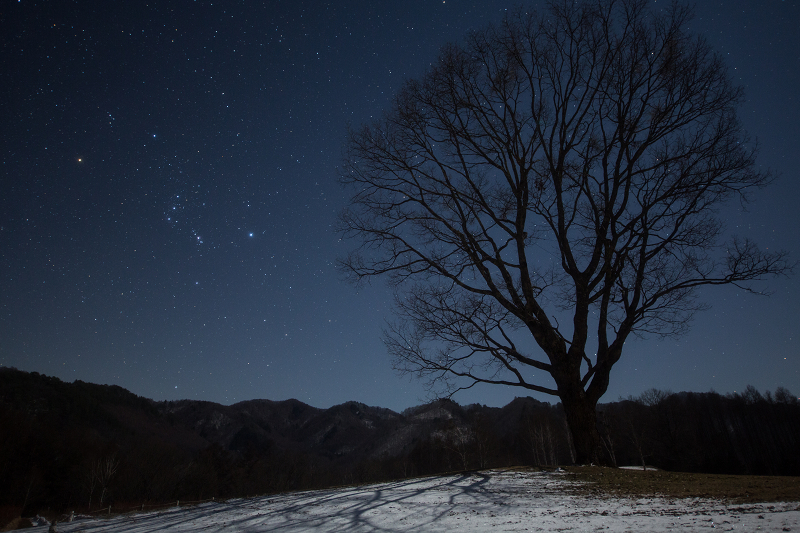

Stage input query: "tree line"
[{"left": 1, "top": 370, "right": 798, "bottom": 523}]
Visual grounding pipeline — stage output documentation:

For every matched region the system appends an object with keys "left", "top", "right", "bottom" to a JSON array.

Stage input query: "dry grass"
[{"left": 563, "top": 466, "right": 800, "bottom": 503}]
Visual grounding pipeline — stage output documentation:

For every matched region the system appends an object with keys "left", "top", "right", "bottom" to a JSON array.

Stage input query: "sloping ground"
[
  {"left": 565, "top": 466, "right": 800, "bottom": 503},
  {"left": 27, "top": 469, "right": 800, "bottom": 532}
]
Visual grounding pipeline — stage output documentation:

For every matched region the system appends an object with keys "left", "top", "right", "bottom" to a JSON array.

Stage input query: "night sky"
[{"left": 2, "top": 0, "right": 798, "bottom": 412}]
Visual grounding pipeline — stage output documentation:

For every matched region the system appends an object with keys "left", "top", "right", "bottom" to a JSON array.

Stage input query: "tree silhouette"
[{"left": 339, "top": 0, "right": 790, "bottom": 463}]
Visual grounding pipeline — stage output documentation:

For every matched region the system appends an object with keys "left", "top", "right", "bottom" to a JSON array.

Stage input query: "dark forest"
[{"left": 1, "top": 367, "right": 797, "bottom": 523}]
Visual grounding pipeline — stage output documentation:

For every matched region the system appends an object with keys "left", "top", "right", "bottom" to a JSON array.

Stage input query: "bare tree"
[
  {"left": 598, "top": 411, "right": 618, "bottom": 467},
  {"left": 339, "top": 0, "right": 790, "bottom": 463},
  {"left": 89, "top": 453, "right": 119, "bottom": 508},
  {"left": 443, "top": 422, "right": 473, "bottom": 471},
  {"left": 523, "top": 413, "right": 559, "bottom": 466},
  {"left": 84, "top": 462, "right": 98, "bottom": 511},
  {"left": 472, "top": 413, "right": 495, "bottom": 469}
]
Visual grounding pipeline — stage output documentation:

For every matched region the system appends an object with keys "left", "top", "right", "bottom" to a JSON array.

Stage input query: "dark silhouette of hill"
[{"left": 1, "top": 366, "right": 798, "bottom": 524}]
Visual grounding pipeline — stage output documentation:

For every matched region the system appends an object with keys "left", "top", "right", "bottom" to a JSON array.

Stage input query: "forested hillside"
[{"left": 1, "top": 367, "right": 797, "bottom": 521}]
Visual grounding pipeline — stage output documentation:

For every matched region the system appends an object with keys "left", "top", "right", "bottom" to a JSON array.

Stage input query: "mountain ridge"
[
  {"left": 0, "top": 366, "right": 553, "bottom": 464},
  {"left": 2, "top": 365, "right": 797, "bottom": 520}
]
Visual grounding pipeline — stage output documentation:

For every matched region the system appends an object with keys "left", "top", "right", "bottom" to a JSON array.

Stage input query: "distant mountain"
[
  {"left": 156, "top": 391, "right": 532, "bottom": 464},
  {"left": 5, "top": 366, "right": 794, "bottom": 522},
  {"left": 0, "top": 366, "right": 566, "bottom": 522},
  {"left": 0, "top": 366, "right": 554, "bottom": 467}
]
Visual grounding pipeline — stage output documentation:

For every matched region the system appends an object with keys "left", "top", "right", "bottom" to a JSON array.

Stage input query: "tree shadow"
[{"left": 54, "top": 472, "right": 499, "bottom": 532}]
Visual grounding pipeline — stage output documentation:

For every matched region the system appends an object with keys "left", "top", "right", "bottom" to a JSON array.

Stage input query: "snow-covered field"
[{"left": 36, "top": 470, "right": 800, "bottom": 532}]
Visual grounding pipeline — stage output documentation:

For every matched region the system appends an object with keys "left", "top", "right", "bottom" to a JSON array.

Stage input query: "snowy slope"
[{"left": 39, "top": 470, "right": 800, "bottom": 532}]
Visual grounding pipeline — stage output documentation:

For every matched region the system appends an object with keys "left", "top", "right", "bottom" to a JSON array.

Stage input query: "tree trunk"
[{"left": 561, "top": 393, "right": 604, "bottom": 465}]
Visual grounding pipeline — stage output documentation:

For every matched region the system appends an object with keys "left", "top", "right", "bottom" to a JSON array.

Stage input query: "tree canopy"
[{"left": 339, "top": 0, "right": 790, "bottom": 463}]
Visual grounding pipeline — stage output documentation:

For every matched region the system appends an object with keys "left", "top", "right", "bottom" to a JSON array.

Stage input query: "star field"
[{"left": 1, "top": 0, "right": 798, "bottom": 411}]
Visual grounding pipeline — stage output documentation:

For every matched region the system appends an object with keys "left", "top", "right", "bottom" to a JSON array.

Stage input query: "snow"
[{"left": 39, "top": 470, "right": 800, "bottom": 532}]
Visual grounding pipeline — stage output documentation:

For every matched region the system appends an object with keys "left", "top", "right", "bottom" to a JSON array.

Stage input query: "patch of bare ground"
[{"left": 563, "top": 465, "right": 800, "bottom": 503}]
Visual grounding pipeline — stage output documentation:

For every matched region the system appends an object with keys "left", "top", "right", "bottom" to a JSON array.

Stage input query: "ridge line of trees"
[{"left": 1, "top": 367, "right": 798, "bottom": 521}]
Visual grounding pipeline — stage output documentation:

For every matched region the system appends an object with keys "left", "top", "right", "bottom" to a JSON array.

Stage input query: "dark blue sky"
[{"left": 1, "top": 0, "right": 798, "bottom": 412}]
